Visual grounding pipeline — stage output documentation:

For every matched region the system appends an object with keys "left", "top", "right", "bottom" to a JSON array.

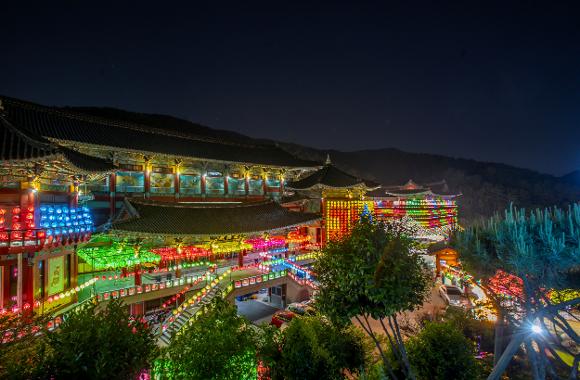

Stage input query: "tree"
[
  {"left": 314, "top": 217, "right": 431, "bottom": 379},
  {"left": 0, "top": 311, "right": 49, "bottom": 380},
  {"left": 263, "top": 315, "right": 369, "bottom": 380},
  {"left": 453, "top": 204, "right": 580, "bottom": 379},
  {"left": 405, "top": 322, "right": 482, "bottom": 380},
  {"left": 442, "top": 308, "right": 495, "bottom": 354},
  {"left": 159, "top": 295, "right": 258, "bottom": 380},
  {"left": 43, "top": 299, "right": 157, "bottom": 379}
]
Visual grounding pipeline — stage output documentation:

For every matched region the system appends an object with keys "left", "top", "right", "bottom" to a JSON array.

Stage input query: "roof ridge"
[
  {"left": 1, "top": 96, "right": 273, "bottom": 151},
  {"left": 127, "top": 199, "right": 276, "bottom": 209}
]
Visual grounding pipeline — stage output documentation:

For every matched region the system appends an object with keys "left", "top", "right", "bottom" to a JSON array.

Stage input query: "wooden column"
[
  {"left": 224, "top": 175, "right": 229, "bottom": 196},
  {"left": 174, "top": 172, "right": 180, "bottom": 200},
  {"left": 280, "top": 174, "right": 285, "bottom": 195},
  {"left": 69, "top": 179, "right": 78, "bottom": 208},
  {"left": 174, "top": 160, "right": 182, "bottom": 201},
  {"left": 262, "top": 174, "right": 267, "bottom": 197},
  {"left": 144, "top": 161, "right": 151, "bottom": 199},
  {"left": 16, "top": 253, "right": 23, "bottom": 310},
  {"left": 72, "top": 248, "right": 79, "bottom": 303},
  {"left": 244, "top": 175, "right": 249, "bottom": 197},
  {"left": 0, "top": 266, "right": 4, "bottom": 311},
  {"left": 201, "top": 175, "right": 206, "bottom": 198}
]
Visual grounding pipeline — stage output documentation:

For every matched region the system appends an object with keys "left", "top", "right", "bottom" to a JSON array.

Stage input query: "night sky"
[{"left": 1, "top": 1, "right": 579, "bottom": 175}]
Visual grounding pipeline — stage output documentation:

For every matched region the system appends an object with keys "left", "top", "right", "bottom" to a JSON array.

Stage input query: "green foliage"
[
  {"left": 265, "top": 316, "right": 369, "bottom": 380},
  {"left": 0, "top": 312, "right": 50, "bottom": 380},
  {"left": 406, "top": 322, "right": 482, "bottom": 380},
  {"left": 443, "top": 308, "right": 495, "bottom": 353},
  {"left": 42, "top": 299, "right": 157, "bottom": 380},
  {"left": 160, "top": 296, "right": 258, "bottom": 380},
  {"left": 452, "top": 204, "right": 580, "bottom": 290},
  {"left": 314, "top": 217, "right": 431, "bottom": 324}
]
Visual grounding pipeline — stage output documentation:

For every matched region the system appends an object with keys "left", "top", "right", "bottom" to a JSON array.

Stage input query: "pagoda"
[{"left": 286, "top": 155, "right": 379, "bottom": 243}]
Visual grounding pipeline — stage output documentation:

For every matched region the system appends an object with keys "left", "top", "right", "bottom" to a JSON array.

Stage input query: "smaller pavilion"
[
  {"left": 286, "top": 156, "right": 379, "bottom": 243},
  {"left": 366, "top": 180, "right": 460, "bottom": 230}
]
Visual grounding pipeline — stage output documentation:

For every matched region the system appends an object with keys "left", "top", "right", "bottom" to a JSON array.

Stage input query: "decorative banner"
[
  {"left": 179, "top": 174, "right": 201, "bottom": 194},
  {"left": 228, "top": 178, "right": 245, "bottom": 195},
  {"left": 116, "top": 172, "right": 144, "bottom": 192},
  {"left": 150, "top": 173, "right": 174, "bottom": 192},
  {"left": 205, "top": 177, "right": 224, "bottom": 195},
  {"left": 266, "top": 178, "right": 280, "bottom": 188},
  {"left": 248, "top": 179, "right": 263, "bottom": 195},
  {"left": 48, "top": 256, "right": 65, "bottom": 296}
]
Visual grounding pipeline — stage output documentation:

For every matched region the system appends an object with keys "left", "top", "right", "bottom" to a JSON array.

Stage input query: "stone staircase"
[{"left": 158, "top": 284, "right": 223, "bottom": 346}]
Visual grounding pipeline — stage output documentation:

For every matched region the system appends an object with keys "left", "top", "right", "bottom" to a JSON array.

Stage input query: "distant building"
[
  {"left": 366, "top": 180, "right": 460, "bottom": 230},
  {"left": 286, "top": 156, "right": 379, "bottom": 243}
]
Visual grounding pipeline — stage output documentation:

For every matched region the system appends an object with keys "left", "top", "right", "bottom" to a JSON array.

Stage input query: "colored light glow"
[
  {"left": 325, "top": 199, "right": 374, "bottom": 241},
  {"left": 150, "top": 246, "right": 211, "bottom": 261},
  {"left": 77, "top": 243, "right": 161, "bottom": 270},
  {"left": 373, "top": 196, "right": 458, "bottom": 229},
  {"left": 487, "top": 270, "right": 524, "bottom": 300},
  {"left": 198, "top": 240, "right": 253, "bottom": 254},
  {"left": 245, "top": 237, "right": 286, "bottom": 250}
]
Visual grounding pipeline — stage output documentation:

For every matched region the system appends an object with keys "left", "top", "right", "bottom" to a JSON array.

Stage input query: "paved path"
[
  {"left": 236, "top": 300, "right": 280, "bottom": 323},
  {"left": 354, "top": 286, "right": 447, "bottom": 335}
]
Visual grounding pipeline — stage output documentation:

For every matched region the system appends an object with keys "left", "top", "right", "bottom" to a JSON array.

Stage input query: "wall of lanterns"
[
  {"left": 373, "top": 197, "right": 458, "bottom": 229},
  {"left": 324, "top": 199, "right": 374, "bottom": 242}
]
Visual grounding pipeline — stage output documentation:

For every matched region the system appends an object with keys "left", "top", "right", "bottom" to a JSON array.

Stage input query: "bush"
[
  {"left": 406, "top": 322, "right": 482, "bottom": 380},
  {"left": 266, "top": 316, "right": 369, "bottom": 380}
]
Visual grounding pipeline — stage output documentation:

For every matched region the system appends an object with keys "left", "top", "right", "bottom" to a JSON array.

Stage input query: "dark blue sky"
[{"left": 1, "top": 1, "right": 579, "bottom": 175}]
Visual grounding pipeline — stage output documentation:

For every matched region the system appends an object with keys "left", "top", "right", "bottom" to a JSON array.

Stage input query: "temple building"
[
  {"left": 0, "top": 96, "right": 319, "bottom": 226},
  {"left": 0, "top": 95, "right": 460, "bottom": 319},
  {"left": 286, "top": 156, "right": 379, "bottom": 243},
  {"left": 366, "top": 180, "right": 460, "bottom": 230},
  {"left": 0, "top": 96, "right": 320, "bottom": 315},
  {"left": 0, "top": 102, "right": 114, "bottom": 313},
  {"left": 286, "top": 160, "right": 460, "bottom": 242}
]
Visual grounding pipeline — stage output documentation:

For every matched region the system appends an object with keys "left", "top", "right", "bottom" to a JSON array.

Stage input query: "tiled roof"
[
  {"left": 59, "top": 146, "right": 116, "bottom": 173},
  {"left": 0, "top": 96, "right": 318, "bottom": 168},
  {"left": 1, "top": 109, "right": 114, "bottom": 173},
  {"left": 0, "top": 111, "right": 55, "bottom": 161},
  {"left": 112, "top": 200, "right": 320, "bottom": 236},
  {"left": 280, "top": 193, "right": 310, "bottom": 204},
  {"left": 286, "top": 163, "right": 378, "bottom": 190},
  {"left": 375, "top": 179, "right": 460, "bottom": 198}
]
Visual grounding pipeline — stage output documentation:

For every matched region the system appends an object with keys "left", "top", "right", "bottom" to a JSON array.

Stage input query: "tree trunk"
[
  {"left": 493, "top": 310, "right": 505, "bottom": 366},
  {"left": 487, "top": 331, "right": 526, "bottom": 380}
]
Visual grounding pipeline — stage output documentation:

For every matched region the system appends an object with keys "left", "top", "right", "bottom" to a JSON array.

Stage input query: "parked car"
[
  {"left": 286, "top": 302, "right": 315, "bottom": 316},
  {"left": 439, "top": 285, "right": 470, "bottom": 308},
  {"left": 270, "top": 310, "right": 296, "bottom": 328}
]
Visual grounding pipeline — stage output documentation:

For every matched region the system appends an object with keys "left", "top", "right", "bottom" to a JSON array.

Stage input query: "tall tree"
[
  {"left": 406, "top": 322, "right": 483, "bottom": 380},
  {"left": 314, "top": 217, "right": 431, "bottom": 379},
  {"left": 159, "top": 295, "right": 258, "bottom": 380},
  {"left": 262, "top": 315, "right": 369, "bottom": 380},
  {"left": 453, "top": 204, "right": 580, "bottom": 380},
  {"left": 43, "top": 299, "right": 157, "bottom": 379},
  {"left": 0, "top": 311, "right": 49, "bottom": 380}
]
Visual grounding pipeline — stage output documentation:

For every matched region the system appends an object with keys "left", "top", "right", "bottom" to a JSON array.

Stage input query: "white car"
[{"left": 439, "top": 285, "right": 470, "bottom": 308}]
